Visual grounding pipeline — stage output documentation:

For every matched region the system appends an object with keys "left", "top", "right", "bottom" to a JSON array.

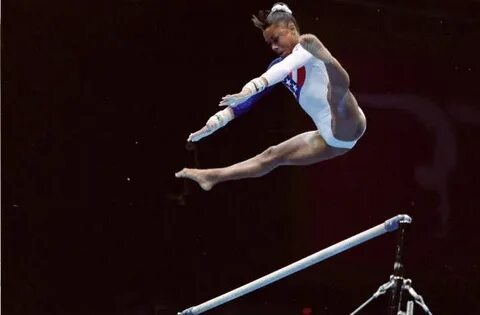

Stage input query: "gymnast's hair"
[{"left": 252, "top": 2, "right": 299, "bottom": 31}]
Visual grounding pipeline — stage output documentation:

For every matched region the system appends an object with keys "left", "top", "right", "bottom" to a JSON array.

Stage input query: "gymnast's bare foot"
[{"left": 175, "top": 168, "right": 216, "bottom": 191}]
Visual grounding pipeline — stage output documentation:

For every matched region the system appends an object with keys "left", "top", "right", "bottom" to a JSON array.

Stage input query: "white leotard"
[{"left": 261, "top": 44, "right": 360, "bottom": 149}]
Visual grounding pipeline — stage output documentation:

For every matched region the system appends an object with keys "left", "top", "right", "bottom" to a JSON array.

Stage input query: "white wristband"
[
  {"left": 206, "top": 107, "right": 234, "bottom": 131},
  {"left": 242, "top": 77, "right": 268, "bottom": 94}
]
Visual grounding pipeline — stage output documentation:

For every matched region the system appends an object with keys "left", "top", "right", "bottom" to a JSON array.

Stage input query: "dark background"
[{"left": 3, "top": 0, "right": 480, "bottom": 314}]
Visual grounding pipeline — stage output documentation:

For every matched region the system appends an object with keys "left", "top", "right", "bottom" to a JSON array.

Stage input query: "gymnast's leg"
[
  {"left": 175, "top": 131, "right": 349, "bottom": 191},
  {"left": 299, "top": 34, "right": 366, "bottom": 140}
]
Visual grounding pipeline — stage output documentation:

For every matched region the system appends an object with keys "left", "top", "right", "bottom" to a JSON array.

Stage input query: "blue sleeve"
[
  {"left": 232, "top": 57, "right": 283, "bottom": 118},
  {"left": 231, "top": 86, "right": 273, "bottom": 117}
]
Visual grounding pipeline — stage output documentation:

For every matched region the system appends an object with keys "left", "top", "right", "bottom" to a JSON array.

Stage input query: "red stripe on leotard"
[{"left": 297, "top": 66, "right": 306, "bottom": 87}]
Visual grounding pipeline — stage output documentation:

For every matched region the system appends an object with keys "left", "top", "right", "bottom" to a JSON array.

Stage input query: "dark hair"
[{"left": 252, "top": 2, "right": 299, "bottom": 31}]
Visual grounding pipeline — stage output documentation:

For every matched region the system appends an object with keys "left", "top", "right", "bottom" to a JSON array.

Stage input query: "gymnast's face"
[{"left": 263, "top": 22, "right": 299, "bottom": 58}]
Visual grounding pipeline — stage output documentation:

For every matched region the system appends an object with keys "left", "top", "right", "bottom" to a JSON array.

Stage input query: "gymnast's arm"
[
  {"left": 187, "top": 87, "right": 273, "bottom": 142},
  {"left": 219, "top": 44, "right": 314, "bottom": 106},
  {"left": 261, "top": 44, "right": 313, "bottom": 86},
  {"left": 187, "top": 57, "right": 285, "bottom": 142}
]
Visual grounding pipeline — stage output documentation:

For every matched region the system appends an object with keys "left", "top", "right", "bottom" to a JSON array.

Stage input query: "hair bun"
[{"left": 271, "top": 3, "right": 293, "bottom": 15}]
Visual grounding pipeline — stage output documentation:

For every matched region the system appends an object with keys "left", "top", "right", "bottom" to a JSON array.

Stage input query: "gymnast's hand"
[
  {"left": 187, "top": 125, "right": 215, "bottom": 142},
  {"left": 219, "top": 90, "right": 252, "bottom": 107},
  {"left": 187, "top": 107, "right": 235, "bottom": 142},
  {"left": 219, "top": 77, "right": 268, "bottom": 107}
]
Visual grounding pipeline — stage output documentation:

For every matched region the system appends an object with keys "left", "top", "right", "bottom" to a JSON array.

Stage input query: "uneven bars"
[{"left": 178, "top": 214, "right": 412, "bottom": 315}]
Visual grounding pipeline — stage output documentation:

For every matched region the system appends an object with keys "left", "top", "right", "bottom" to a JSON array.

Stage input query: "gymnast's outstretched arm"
[
  {"left": 220, "top": 44, "right": 313, "bottom": 107},
  {"left": 187, "top": 87, "right": 273, "bottom": 142},
  {"left": 187, "top": 54, "right": 295, "bottom": 142}
]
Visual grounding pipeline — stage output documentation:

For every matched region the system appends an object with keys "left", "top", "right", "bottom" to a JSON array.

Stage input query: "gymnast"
[{"left": 175, "top": 2, "right": 366, "bottom": 191}]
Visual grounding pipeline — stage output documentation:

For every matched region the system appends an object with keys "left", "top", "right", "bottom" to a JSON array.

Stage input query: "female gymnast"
[{"left": 175, "top": 2, "right": 366, "bottom": 191}]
